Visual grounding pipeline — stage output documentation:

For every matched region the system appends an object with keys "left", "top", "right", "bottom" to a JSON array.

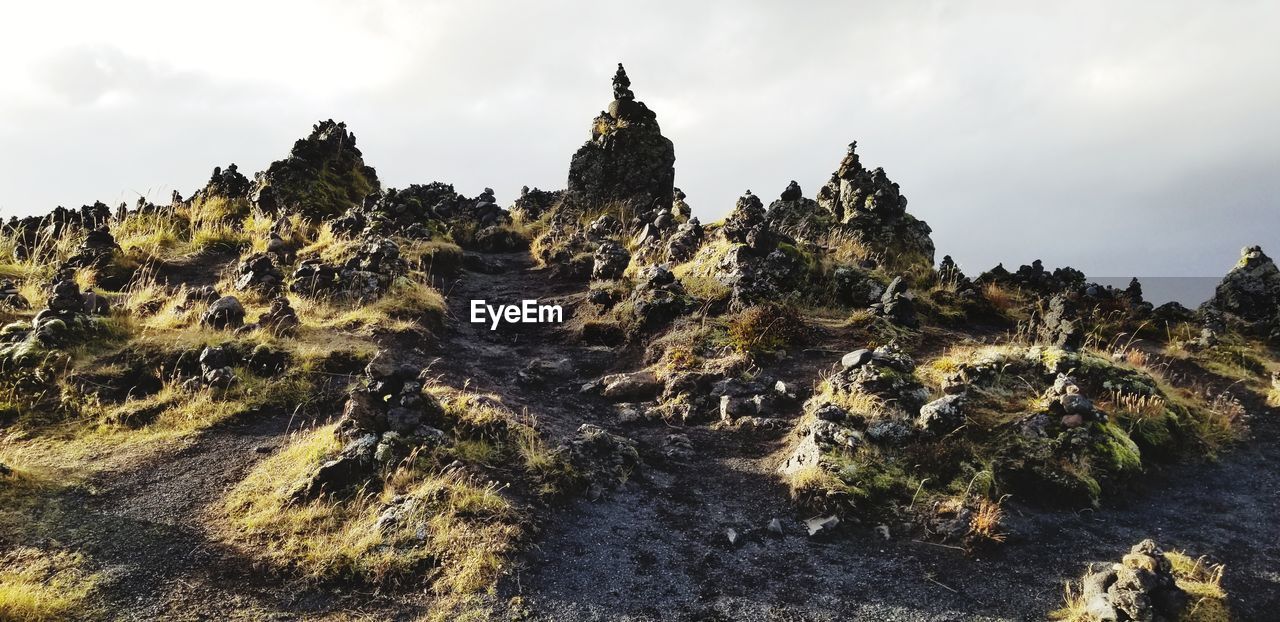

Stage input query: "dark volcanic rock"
[
  {"left": 234, "top": 252, "right": 286, "bottom": 294},
  {"left": 201, "top": 296, "right": 246, "bottom": 330},
  {"left": 250, "top": 119, "right": 380, "bottom": 219},
  {"left": 815, "top": 141, "right": 934, "bottom": 265},
  {"left": 1034, "top": 294, "right": 1084, "bottom": 350},
  {"left": 767, "top": 181, "right": 828, "bottom": 240},
  {"left": 565, "top": 64, "right": 675, "bottom": 226},
  {"left": 510, "top": 186, "right": 563, "bottom": 223},
  {"left": 1205, "top": 245, "right": 1280, "bottom": 326},
  {"left": 1079, "top": 540, "right": 1187, "bottom": 622},
  {"left": 193, "top": 164, "right": 251, "bottom": 201}
]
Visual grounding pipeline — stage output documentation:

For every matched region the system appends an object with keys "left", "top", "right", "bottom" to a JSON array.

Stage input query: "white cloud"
[{"left": 1, "top": 0, "right": 1277, "bottom": 277}]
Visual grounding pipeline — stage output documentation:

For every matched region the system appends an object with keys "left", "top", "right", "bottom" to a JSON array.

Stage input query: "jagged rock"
[
  {"left": 240, "top": 296, "right": 301, "bottom": 337},
  {"left": 813, "top": 142, "right": 934, "bottom": 264},
  {"left": 1205, "top": 245, "right": 1280, "bottom": 326},
  {"left": 565, "top": 64, "right": 675, "bottom": 225},
  {"left": 192, "top": 345, "right": 238, "bottom": 390},
  {"left": 586, "top": 215, "right": 622, "bottom": 241},
  {"left": 564, "top": 423, "right": 641, "bottom": 500},
  {"left": 510, "top": 186, "right": 563, "bottom": 223},
  {"left": 1035, "top": 294, "right": 1084, "bottom": 350},
  {"left": 1152, "top": 301, "right": 1195, "bottom": 324},
  {"left": 600, "top": 370, "right": 662, "bottom": 402},
  {"left": 592, "top": 241, "right": 630, "bottom": 281},
  {"left": 629, "top": 264, "right": 690, "bottom": 328},
  {"left": 3, "top": 203, "right": 113, "bottom": 262},
  {"left": 194, "top": 164, "right": 251, "bottom": 201},
  {"left": 780, "top": 418, "right": 864, "bottom": 474},
  {"left": 292, "top": 433, "right": 379, "bottom": 500},
  {"left": 234, "top": 252, "right": 286, "bottom": 294},
  {"left": 201, "top": 296, "right": 245, "bottom": 330},
  {"left": 671, "top": 187, "right": 692, "bottom": 222},
  {"left": 666, "top": 217, "right": 703, "bottom": 263},
  {"left": 805, "top": 515, "right": 840, "bottom": 538},
  {"left": 290, "top": 236, "right": 405, "bottom": 301},
  {"left": 63, "top": 227, "right": 120, "bottom": 270},
  {"left": 871, "top": 276, "right": 918, "bottom": 327},
  {"left": 723, "top": 191, "right": 769, "bottom": 247},
  {"left": 917, "top": 394, "right": 965, "bottom": 436},
  {"left": 833, "top": 265, "right": 883, "bottom": 307},
  {"left": 1080, "top": 540, "right": 1188, "bottom": 622},
  {"left": 767, "top": 181, "right": 828, "bottom": 240},
  {"left": 978, "top": 259, "right": 1086, "bottom": 296},
  {"left": 251, "top": 119, "right": 380, "bottom": 219},
  {"left": 1043, "top": 374, "right": 1108, "bottom": 427}
]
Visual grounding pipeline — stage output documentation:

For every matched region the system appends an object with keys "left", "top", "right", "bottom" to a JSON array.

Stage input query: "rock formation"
[
  {"left": 1079, "top": 540, "right": 1187, "bottom": 622},
  {"left": 766, "top": 180, "right": 828, "bottom": 240},
  {"left": 815, "top": 142, "right": 934, "bottom": 265},
  {"left": 250, "top": 119, "right": 380, "bottom": 219},
  {"left": 565, "top": 64, "right": 676, "bottom": 228},
  {"left": 1205, "top": 245, "right": 1280, "bottom": 328}
]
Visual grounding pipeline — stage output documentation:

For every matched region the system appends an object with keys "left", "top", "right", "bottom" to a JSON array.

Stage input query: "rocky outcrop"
[
  {"left": 766, "top": 181, "right": 828, "bottom": 240},
  {"left": 1079, "top": 540, "right": 1187, "bottom": 622},
  {"left": 234, "top": 252, "right": 286, "bottom": 295},
  {"left": 591, "top": 241, "right": 630, "bottom": 281},
  {"left": 1205, "top": 245, "right": 1280, "bottom": 328},
  {"left": 290, "top": 236, "right": 406, "bottom": 301},
  {"left": 815, "top": 142, "right": 934, "bottom": 265},
  {"left": 62, "top": 227, "right": 119, "bottom": 271},
  {"left": 192, "top": 164, "right": 251, "bottom": 202},
  {"left": 3, "top": 203, "right": 114, "bottom": 262},
  {"left": 295, "top": 352, "right": 447, "bottom": 500},
  {"left": 976, "top": 259, "right": 1086, "bottom": 296},
  {"left": 250, "top": 119, "right": 380, "bottom": 219},
  {"left": 666, "top": 217, "right": 703, "bottom": 263},
  {"left": 201, "top": 296, "right": 246, "bottom": 330},
  {"left": 565, "top": 64, "right": 675, "bottom": 228},
  {"left": 1032, "top": 294, "right": 1084, "bottom": 350},
  {"left": 870, "top": 276, "right": 918, "bottom": 327},
  {"left": 510, "top": 186, "right": 563, "bottom": 223},
  {"left": 712, "top": 192, "right": 806, "bottom": 308}
]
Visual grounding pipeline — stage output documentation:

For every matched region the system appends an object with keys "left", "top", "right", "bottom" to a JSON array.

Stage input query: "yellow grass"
[{"left": 0, "top": 547, "right": 100, "bottom": 621}]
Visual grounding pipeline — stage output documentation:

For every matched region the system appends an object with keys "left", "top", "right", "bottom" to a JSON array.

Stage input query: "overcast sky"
[{"left": 1, "top": 1, "right": 1277, "bottom": 279}]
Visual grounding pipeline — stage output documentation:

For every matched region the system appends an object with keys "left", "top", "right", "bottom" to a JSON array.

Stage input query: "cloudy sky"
[{"left": 1, "top": 0, "right": 1277, "bottom": 280}]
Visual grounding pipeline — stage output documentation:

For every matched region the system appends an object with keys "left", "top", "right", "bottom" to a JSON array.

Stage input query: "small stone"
[
  {"left": 805, "top": 515, "right": 840, "bottom": 538},
  {"left": 726, "top": 528, "right": 740, "bottom": 547},
  {"left": 767, "top": 518, "right": 784, "bottom": 538},
  {"left": 841, "top": 349, "right": 873, "bottom": 369}
]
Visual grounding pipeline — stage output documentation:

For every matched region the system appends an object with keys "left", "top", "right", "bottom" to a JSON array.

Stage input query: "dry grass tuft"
[{"left": 0, "top": 547, "right": 100, "bottom": 621}]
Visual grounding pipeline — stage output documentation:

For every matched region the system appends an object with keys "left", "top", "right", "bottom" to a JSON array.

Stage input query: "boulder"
[
  {"left": 600, "top": 370, "right": 662, "bottom": 402},
  {"left": 917, "top": 394, "right": 965, "bottom": 436},
  {"left": 201, "top": 296, "right": 245, "bottom": 330},
  {"left": 592, "top": 241, "right": 631, "bottom": 281}
]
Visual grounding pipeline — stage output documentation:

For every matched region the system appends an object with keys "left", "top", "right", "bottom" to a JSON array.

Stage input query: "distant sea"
[{"left": 1091, "top": 277, "right": 1219, "bottom": 307}]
